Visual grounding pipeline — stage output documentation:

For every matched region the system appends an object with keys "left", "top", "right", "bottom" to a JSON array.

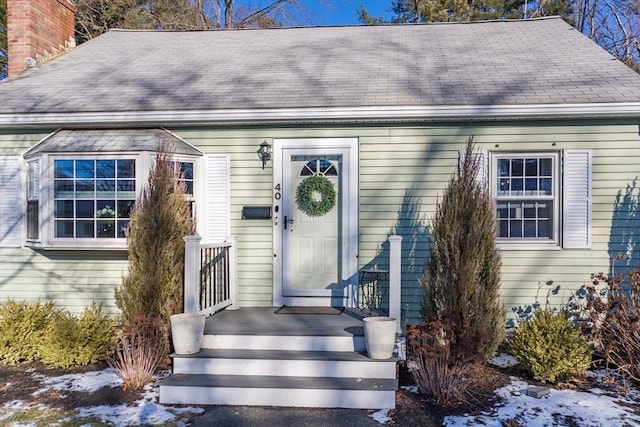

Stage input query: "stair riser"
[
  {"left": 173, "top": 358, "right": 397, "bottom": 379},
  {"left": 159, "top": 385, "right": 396, "bottom": 409},
  {"left": 202, "top": 334, "right": 367, "bottom": 352}
]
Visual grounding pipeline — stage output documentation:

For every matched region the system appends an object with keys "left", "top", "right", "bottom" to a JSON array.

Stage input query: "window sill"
[
  {"left": 497, "top": 242, "right": 561, "bottom": 251},
  {"left": 26, "top": 240, "right": 128, "bottom": 251}
]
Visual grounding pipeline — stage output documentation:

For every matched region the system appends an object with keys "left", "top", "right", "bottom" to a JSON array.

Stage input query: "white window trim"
[
  {"left": 492, "top": 152, "right": 561, "bottom": 250},
  {"left": 27, "top": 151, "right": 201, "bottom": 250}
]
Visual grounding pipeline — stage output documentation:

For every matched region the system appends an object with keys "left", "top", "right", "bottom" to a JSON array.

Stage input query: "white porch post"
[
  {"left": 388, "top": 235, "right": 403, "bottom": 334},
  {"left": 227, "top": 235, "right": 239, "bottom": 310},
  {"left": 183, "top": 235, "right": 202, "bottom": 314}
]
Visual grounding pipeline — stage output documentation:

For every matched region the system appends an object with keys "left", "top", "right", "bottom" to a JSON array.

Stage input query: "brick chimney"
[{"left": 7, "top": 0, "right": 77, "bottom": 77}]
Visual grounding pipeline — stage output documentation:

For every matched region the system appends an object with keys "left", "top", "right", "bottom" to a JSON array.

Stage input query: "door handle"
[{"left": 284, "top": 216, "right": 295, "bottom": 230}]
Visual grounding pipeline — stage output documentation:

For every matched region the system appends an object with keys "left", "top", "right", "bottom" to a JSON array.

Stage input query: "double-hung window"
[{"left": 493, "top": 153, "right": 560, "bottom": 247}]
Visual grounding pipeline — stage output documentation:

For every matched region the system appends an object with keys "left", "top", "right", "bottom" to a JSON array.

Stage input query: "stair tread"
[
  {"left": 159, "top": 374, "right": 398, "bottom": 391},
  {"left": 173, "top": 348, "right": 398, "bottom": 362}
]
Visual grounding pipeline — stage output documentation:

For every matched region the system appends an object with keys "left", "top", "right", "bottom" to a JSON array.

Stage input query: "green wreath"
[{"left": 295, "top": 175, "right": 336, "bottom": 217}]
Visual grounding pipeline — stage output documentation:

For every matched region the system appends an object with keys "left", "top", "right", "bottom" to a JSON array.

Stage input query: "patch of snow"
[
  {"left": 401, "top": 385, "right": 419, "bottom": 394},
  {"left": 33, "top": 368, "right": 122, "bottom": 396},
  {"left": 444, "top": 377, "right": 640, "bottom": 426},
  {"left": 76, "top": 401, "right": 201, "bottom": 426},
  {"left": 489, "top": 353, "right": 518, "bottom": 368},
  {"left": 370, "top": 408, "right": 392, "bottom": 424}
]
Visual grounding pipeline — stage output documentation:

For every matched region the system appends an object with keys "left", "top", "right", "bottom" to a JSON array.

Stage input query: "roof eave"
[{"left": 0, "top": 103, "right": 639, "bottom": 128}]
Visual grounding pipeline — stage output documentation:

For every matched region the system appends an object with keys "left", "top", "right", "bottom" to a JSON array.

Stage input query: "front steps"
[{"left": 158, "top": 310, "right": 398, "bottom": 409}]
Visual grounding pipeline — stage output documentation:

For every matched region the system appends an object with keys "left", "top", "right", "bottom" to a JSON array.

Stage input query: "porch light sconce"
[{"left": 257, "top": 140, "right": 271, "bottom": 169}]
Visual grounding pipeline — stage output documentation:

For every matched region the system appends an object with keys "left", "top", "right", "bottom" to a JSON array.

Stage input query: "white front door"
[{"left": 273, "top": 139, "right": 358, "bottom": 307}]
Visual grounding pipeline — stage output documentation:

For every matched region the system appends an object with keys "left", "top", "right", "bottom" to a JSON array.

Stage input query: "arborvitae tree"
[
  {"left": 421, "top": 136, "right": 505, "bottom": 362},
  {"left": 116, "top": 148, "right": 196, "bottom": 323}
]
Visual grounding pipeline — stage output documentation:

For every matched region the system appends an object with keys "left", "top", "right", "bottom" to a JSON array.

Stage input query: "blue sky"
[{"left": 296, "top": 1, "right": 393, "bottom": 26}]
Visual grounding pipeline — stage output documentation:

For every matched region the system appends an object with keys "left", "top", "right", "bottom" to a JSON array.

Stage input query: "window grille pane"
[
  {"left": 117, "top": 160, "right": 135, "bottom": 178},
  {"left": 55, "top": 200, "right": 74, "bottom": 218},
  {"left": 54, "top": 160, "right": 74, "bottom": 178},
  {"left": 27, "top": 201, "right": 39, "bottom": 240},
  {"left": 76, "top": 220, "right": 95, "bottom": 238},
  {"left": 76, "top": 160, "right": 95, "bottom": 179},
  {"left": 55, "top": 221, "right": 74, "bottom": 237},
  {"left": 96, "top": 160, "right": 115, "bottom": 178}
]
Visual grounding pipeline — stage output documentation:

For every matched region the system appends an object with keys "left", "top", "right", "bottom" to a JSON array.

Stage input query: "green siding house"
[{"left": 1, "top": 6, "right": 640, "bottom": 328}]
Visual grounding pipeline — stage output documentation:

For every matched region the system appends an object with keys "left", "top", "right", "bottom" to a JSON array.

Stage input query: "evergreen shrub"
[
  {"left": 116, "top": 149, "right": 196, "bottom": 324},
  {"left": 0, "top": 300, "right": 59, "bottom": 364},
  {"left": 508, "top": 308, "right": 592, "bottom": 383},
  {"left": 40, "top": 303, "right": 115, "bottom": 369},
  {"left": 421, "top": 136, "right": 505, "bottom": 363}
]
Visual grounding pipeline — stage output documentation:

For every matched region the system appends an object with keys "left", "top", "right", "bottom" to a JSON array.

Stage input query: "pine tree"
[
  {"left": 421, "top": 136, "right": 505, "bottom": 362},
  {"left": 116, "top": 149, "right": 196, "bottom": 323}
]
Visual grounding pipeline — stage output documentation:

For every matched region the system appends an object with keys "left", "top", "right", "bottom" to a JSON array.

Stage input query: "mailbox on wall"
[{"left": 242, "top": 206, "right": 272, "bottom": 220}]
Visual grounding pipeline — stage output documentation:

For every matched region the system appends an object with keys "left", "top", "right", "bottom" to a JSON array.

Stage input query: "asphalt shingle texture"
[{"left": 1, "top": 17, "right": 639, "bottom": 115}]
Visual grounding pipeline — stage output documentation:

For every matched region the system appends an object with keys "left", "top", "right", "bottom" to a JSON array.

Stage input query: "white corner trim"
[{"left": 1, "top": 103, "right": 639, "bottom": 127}]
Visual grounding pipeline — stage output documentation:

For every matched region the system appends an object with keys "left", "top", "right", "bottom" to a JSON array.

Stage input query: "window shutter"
[
  {"left": 203, "top": 154, "right": 231, "bottom": 243},
  {"left": 459, "top": 148, "right": 488, "bottom": 186},
  {"left": 0, "top": 157, "right": 23, "bottom": 247},
  {"left": 562, "top": 150, "right": 592, "bottom": 249}
]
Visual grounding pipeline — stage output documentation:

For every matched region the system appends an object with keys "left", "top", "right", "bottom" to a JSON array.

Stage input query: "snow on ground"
[
  {"left": 32, "top": 367, "right": 123, "bottom": 394},
  {"left": 444, "top": 375, "right": 640, "bottom": 426},
  {"left": 4, "top": 368, "right": 203, "bottom": 426}
]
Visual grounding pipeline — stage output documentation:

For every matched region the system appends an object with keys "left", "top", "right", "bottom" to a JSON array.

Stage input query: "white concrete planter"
[
  {"left": 170, "top": 313, "right": 206, "bottom": 355},
  {"left": 363, "top": 316, "right": 397, "bottom": 359}
]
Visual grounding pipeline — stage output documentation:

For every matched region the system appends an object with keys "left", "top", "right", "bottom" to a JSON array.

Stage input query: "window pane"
[
  {"left": 510, "top": 220, "right": 523, "bottom": 237},
  {"left": 76, "top": 160, "right": 94, "bottom": 179},
  {"left": 54, "top": 160, "right": 74, "bottom": 178},
  {"left": 524, "top": 159, "right": 538, "bottom": 176},
  {"left": 76, "top": 220, "right": 95, "bottom": 238},
  {"left": 498, "top": 159, "right": 510, "bottom": 176},
  {"left": 97, "top": 220, "right": 115, "bottom": 238},
  {"left": 117, "top": 179, "right": 135, "bottom": 195},
  {"left": 55, "top": 220, "right": 74, "bottom": 237},
  {"left": 54, "top": 180, "right": 74, "bottom": 198},
  {"left": 96, "top": 160, "right": 115, "bottom": 178},
  {"left": 27, "top": 201, "right": 39, "bottom": 240},
  {"left": 498, "top": 220, "right": 509, "bottom": 237},
  {"left": 117, "top": 160, "right": 135, "bottom": 178},
  {"left": 539, "top": 158, "right": 552, "bottom": 176},
  {"left": 97, "top": 179, "right": 115, "bottom": 194},
  {"left": 539, "top": 220, "right": 551, "bottom": 238},
  {"left": 525, "top": 178, "right": 538, "bottom": 192},
  {"left": 28, "top": 161, "right": 40, "bottom": 199},
  {"left": 117, "top": 220, "right": 130, "bottom": 238},
  {"left": 524, "top": 220, "right": 537, "bottom": 237},
  {"left": 512, "top": 178, "right": 523, "bottom": 192},
  {"left": 96, "top": 200, "right": 116, "bottom": 218},
  {"left": 512, "top": 159, "right": 523, "bottom": 176},
  {"left": 76, "top": 179, "right": 95, "bottom": 197},
  {"left": 180, "top": 162, "right": 194, "bottom": 180},
  {"left": 55, "top": 200, "right": 74, "bottom": 218},
  {"left": 117, "top": 200, "right": 135, "bottom": 218},
  {"left": 76, "top": 200, "right": 94, "bottom": 218},
  {"left": 540, "top": 178, "right": 552, "bottom": 195}
]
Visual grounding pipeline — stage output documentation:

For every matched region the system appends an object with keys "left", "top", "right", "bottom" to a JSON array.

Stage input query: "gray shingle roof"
[
  {"left": 24, "top": 129, "right": 202, "bottom": 157},
  {"left": 1, "top": 17, "right": 640, "bottom": 116}
]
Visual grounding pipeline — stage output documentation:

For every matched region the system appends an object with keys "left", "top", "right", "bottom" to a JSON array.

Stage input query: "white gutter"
[{"left": 0, "top": 103, "right": 639, "bottom": 127}]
